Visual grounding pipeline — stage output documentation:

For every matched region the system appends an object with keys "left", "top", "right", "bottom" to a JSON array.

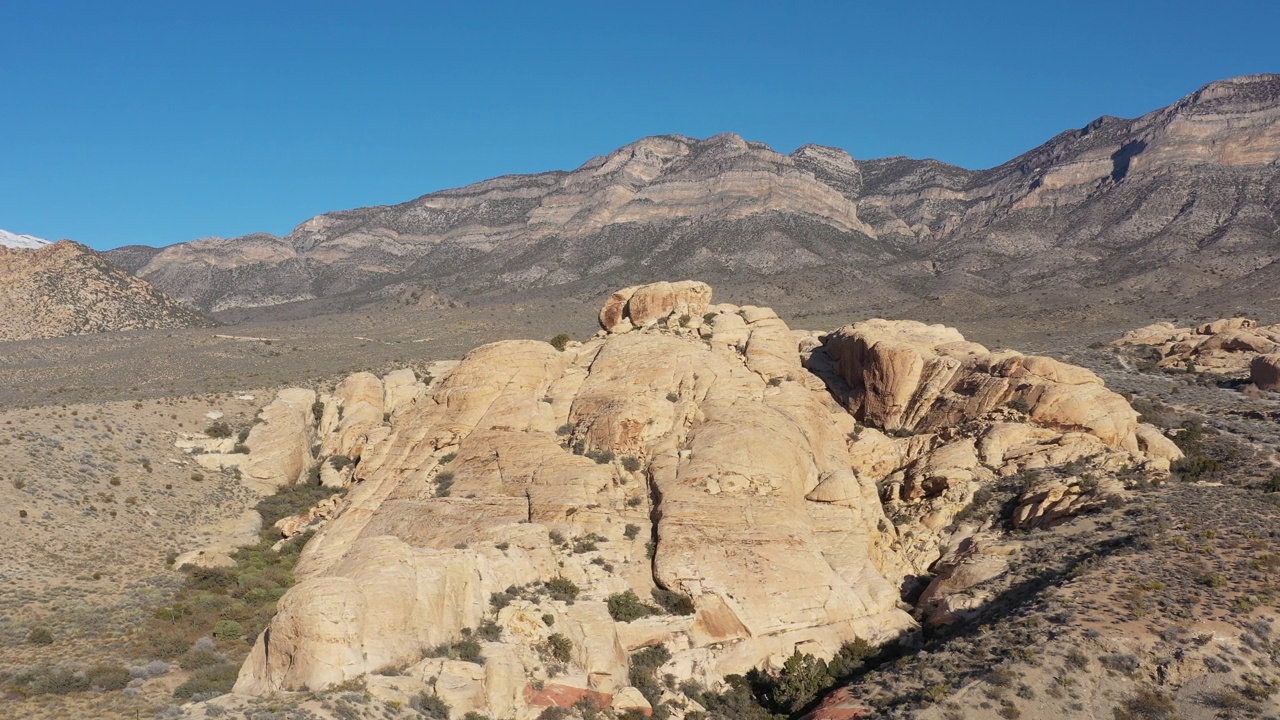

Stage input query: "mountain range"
[{"left": 103, "top": 73, "right": 1280, "bottom": 326}]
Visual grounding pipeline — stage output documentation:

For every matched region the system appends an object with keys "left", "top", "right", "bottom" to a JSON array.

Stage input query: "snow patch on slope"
[{"left": 0, "top": 229, "right": 52, "bottom": 249}]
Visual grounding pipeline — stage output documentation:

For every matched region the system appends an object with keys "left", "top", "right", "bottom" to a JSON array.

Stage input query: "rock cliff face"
[
  {"left": 225, "top": 283, "right": 1179, "bottom": 718},
  {"left": 111, "top": 75, "right": 1280, "bottom": 323},
  {"left": 0, "top": 240, "right": 211, "bottom": 341}
]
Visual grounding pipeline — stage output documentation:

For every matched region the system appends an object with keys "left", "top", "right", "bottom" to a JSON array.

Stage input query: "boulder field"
[{"left": 206, "top": 282, "right": 1179, "bottom": 718}]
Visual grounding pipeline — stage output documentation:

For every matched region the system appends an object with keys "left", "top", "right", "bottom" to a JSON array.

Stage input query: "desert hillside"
[{"left": 0, "top": 240, "right": 211, "bottom": 341}]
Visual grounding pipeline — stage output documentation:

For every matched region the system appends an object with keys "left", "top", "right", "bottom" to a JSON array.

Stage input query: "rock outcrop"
[
  {"left": 1114, "top": 317, "right": 1280, "bottom": 389},
  {"left": 813, "top": 319, "right": 1180, "bottom": 572},
  {"left": 225, "top": 283, "right": 1180, "bottom": 718}
]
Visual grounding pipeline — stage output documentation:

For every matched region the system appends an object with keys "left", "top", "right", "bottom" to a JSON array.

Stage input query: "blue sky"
[{"left": 2, "top": 1, "right": 1277, "bottom": 250}]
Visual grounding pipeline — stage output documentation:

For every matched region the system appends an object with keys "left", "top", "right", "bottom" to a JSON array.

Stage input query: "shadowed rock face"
[
  {"left": 111, "top": 75, "right": 1280, "bottom": 323},
  {"left": 0, "top": 240, "right": 211, "bottom": 340},
  {"left": 226, "top": 283, "right": 1179, "bottom": 718}
]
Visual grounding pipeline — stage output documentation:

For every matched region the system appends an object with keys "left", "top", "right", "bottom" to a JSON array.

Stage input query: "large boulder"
[
  {"left": 1251, "top": 354, "right": 1280, "bottom": 391},
  {"left": 599, "top": 281, "right": 712, "bottom": 333}
]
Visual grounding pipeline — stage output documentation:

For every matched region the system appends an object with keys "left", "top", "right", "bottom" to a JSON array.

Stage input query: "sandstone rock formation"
[
  {"left": 223, "top": 283, "right": 1179, "bottom": 718},
  {"left": 0, "top": 240, "right": 210, "bottom": 341},
  {"left": 1113, "top": 317, "right": 1280, "bottom": 389}
]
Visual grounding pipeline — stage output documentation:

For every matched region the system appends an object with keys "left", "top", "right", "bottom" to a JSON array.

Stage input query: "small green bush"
[
  {"left": 86, "top": 664, "right": 131, "bottom": 691},
  {"left": 205, "top": 421, "right": 233, "bottom": 439},
  {"left": 26, "top": 627, "right": 53, "bottom": 645},
  {"left": 544, "top": 633, "right": 573, "bottom": 662},
  {"left": 435, "top": 471, "right": 455, "bottom": 497},
  {"left": 624, "top": 523, "right": 641, "bottom": 539},
  {"left": 412, "top": 692, "right": 451, "bottom": 720},
  {"left": 607, "top": 591, "right": 659, "bottom": 622},
  {"left": 545, "top": 576, "right": 579, "bottom": 602},
  {"left": 213, "top": 620, "right": 243, "bottom": 641},
  {"left": 652, "top": 588, "right": 695, "bottom": 615},
  {"left": 550, "top": 334, "right": 572, "bottom": 351},
  {"left": 173, "top": 661, "right": 239, "bottom": 699},
  {"left": 620, "top": 456, "right": 642, "bottom": 472}
]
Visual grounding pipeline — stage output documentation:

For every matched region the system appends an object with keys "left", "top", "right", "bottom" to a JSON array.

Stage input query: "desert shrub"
[
  {"left": 212, "top": 620, "right": 243, "bottom": 641},
  {"left": 476, "top": 620, "right": 501, "bottom": 641},
  {"left": 652, "top": 588, "right": 695, "bottom": 615},
  {"left": 204, "top": 421, "right": 233, "bottom": 438},
  {"left": 410, "top": 692, "right": 451, "bottom": 719},
  {"left": 665, "top": 392, "right": 679, "bottom": 402},
  {"left": 86, "top": 664, "right": 131, "bottom": 691},
  {"left": 26, "top": 627, "right": 53, "bottom": 645},
  {"left": 435, "top": 471, "right": 455, "bottom": 497},
  {"left": 172, "top": 661, "right": 239, "bottom": 699},
  {"left": 439, "top": 452, "right": 457, "bottom": 464},
  {"left": 180, "top": 645, "right": 225, "bottom": 671},
  {"left": 608, "top": 591, "right": 659, "bottom": 622},
  {"left": 1264, "top": 472, "right": 1280, "bottom": 492},
  {"left": 1112, "top": 686, "right": 1177, "bottom": 720},
  {"left": 545, "top": 576, "right": 579, "bottom": 602},
  {"left": 32, "top": 667, "right": 90, "bottom": 695},
  {"left": 550, "top": 334, "right": 572, "bottom": 351},
  {"left": 1099, "top": 653, "right": 1141, "bottom": 675},
  {"left": 537, "top": 708, "right": 571, "bottom": 720},
  {"left": 451, "top": 638, "right": 484, "bottom": 663},
  {"left": 329, "top": 454, "right": 354, "bottom": 470},
  {"left": 555, "top": 423, "right": 574, "bottom": 436},
  {"left": 231, "top": 443, "right": 250, "bottom": 454},
  {"left": 827, "top": 638, "right": 875, "bottom": 680},
  {"left": 772, "top": 650, "right": 832, "bottom": 713},
  {"left": 624, "top": 523, "right": 641, "bottom": 539},
  {"left": 1007, "top": 396, "right": 1031, "bottom": 413},
  {"left": 1174, "top": 454, "right": 1221, "bottom": 479},
  {"left": 254, "top": 478, "right": 339, "bottom": 531},
  {"left": 311, "top": 400, "right": 325, "bottom": 418},
  {"left": 621, "top": 455, "right": 642, "bottom": 472},
  {"left": 585, "top": 449, "right": 615, "bottom": 464},
  {"left": 628, "top": 644, "right": 673, "bottom": 707},
  {"left": 544, "top": 633, "right": 573, "bottom": 663}
]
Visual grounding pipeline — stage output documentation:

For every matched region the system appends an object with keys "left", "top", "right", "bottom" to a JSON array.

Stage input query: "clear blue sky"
[{"left": 2, "top": 1, "right": 1277, "bottom": 250}]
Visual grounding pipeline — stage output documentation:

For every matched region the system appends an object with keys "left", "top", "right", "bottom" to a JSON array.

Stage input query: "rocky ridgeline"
[
  {"left": 1114, "top": 317, "right": 1280, "bottom": 390},
  {"left": 185, "top": 282, "right": 1181, "bottom": 718}
]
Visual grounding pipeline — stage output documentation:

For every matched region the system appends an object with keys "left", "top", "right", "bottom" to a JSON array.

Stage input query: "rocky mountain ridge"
[
  {"left": 0, "top": 240, "right": 212, "bottom": 340},
  {"left": 109, "top": 74, "right": 1280, "bottom": 323}
]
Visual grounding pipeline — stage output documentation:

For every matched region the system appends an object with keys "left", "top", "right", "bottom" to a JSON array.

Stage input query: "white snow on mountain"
[{"left": 0, "top": 229, "right": 52, "bottom": 249}]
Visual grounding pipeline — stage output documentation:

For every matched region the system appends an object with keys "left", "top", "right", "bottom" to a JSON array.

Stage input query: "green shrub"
[
  {"left": 652, "top": 588, "right": 695, "bottom": 615},
  {"left": 620, "top": 456, "right": 642, "bottom": 472},
  {"left": 411, "top": 691, "right": 451, "bottom": 719},
  {"left": 1265, "top": 473, "right": 1280, "bottom": 492},
  {"left": 545, "top": 576, "right": 579, "bottom": 602},
  {"left": 172, "top": 661, "right": 239, "bottom": 699},
  {"left": 1112, "top": 686, "right": 1178, "bottom": 720},
  {"left": 607, "top": 591, "right": 659, "bottom": 622},
  {"left": 550, "top": 334, "right": 572, "bottom": 352},
  {"left": 435, "top": 471, "right": 455, "bottom": 497},
  {"left": 624, "top": 523, "right": 641, "bottom": 539},
  {"left": 1174, "top": 454, "right": 1221, "bottom": 479},
  {"left": 26, "top": 627, "right": 53, "bottom": 645},
  {"left": 205, "top": 421, "right": 233, "bottom": 438},
  {"left": 544, "top": 633, "right": 573, "bottom": 662},
  {"left": 86, "top": 664, "right": 131, "bottom": 691},
  {"left": 213, "top": 619, "right": 243, "bottom": 641},
  {"left": 476, "top": 620, "right": 501, "bottom": 641}
]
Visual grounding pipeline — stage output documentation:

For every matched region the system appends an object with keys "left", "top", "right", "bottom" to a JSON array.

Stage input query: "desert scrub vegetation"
[{"left": 136, "top": 474, "right": 347, "bottom": 698}]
